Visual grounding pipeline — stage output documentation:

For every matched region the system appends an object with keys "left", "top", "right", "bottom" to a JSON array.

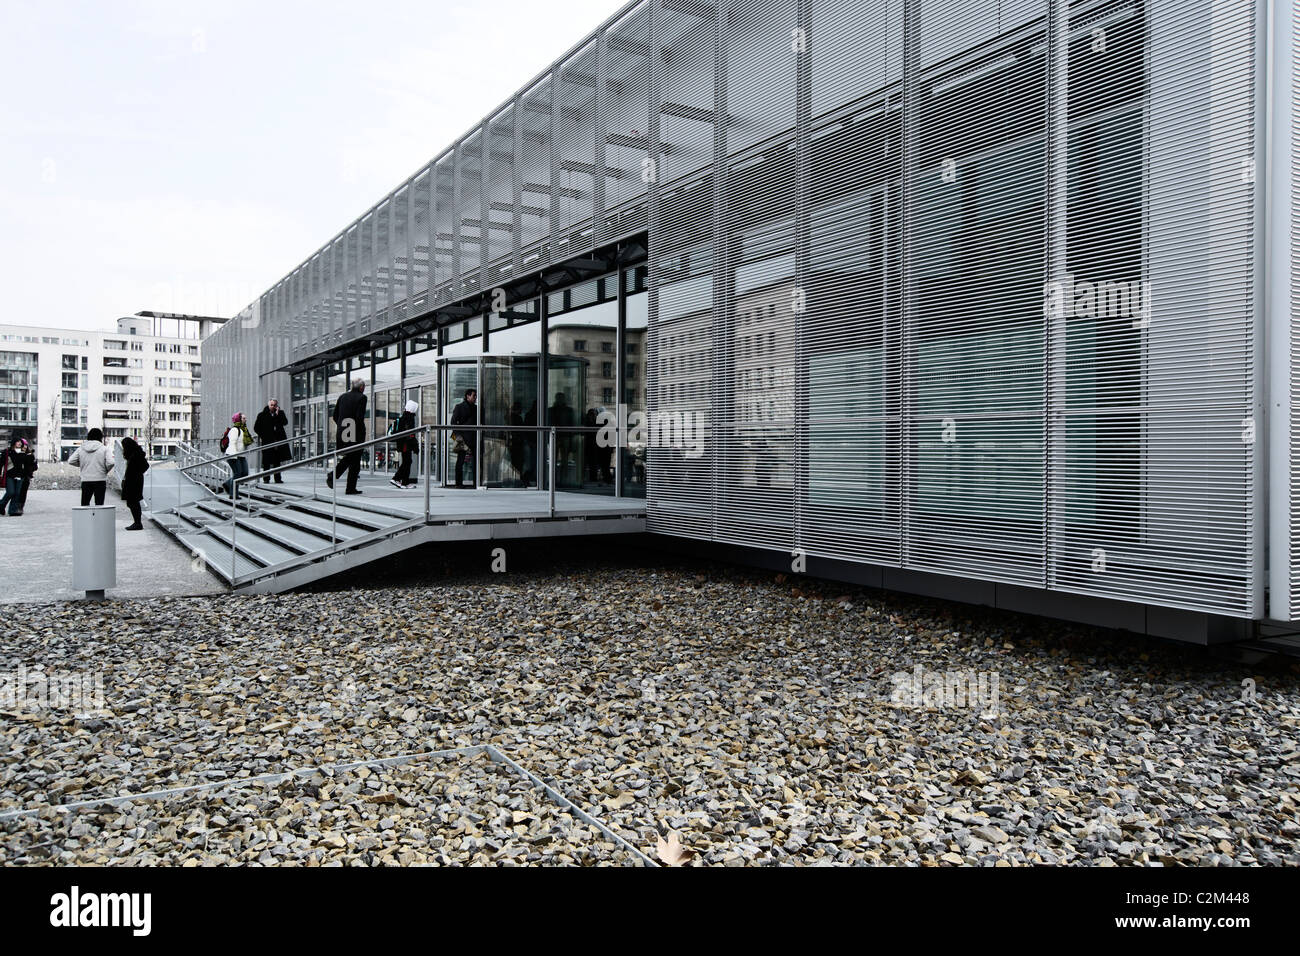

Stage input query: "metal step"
[
  {"left": 237, "top": 517, "right": 339, "bottom": 555},
  {"left": 176, "top": 531, "right": 262, "bottom": 583},
  {"left": 260, "top": 507, "right": 375, "bottom": 542},
  {"left": 204, "top": 522, "right": 307, "bottom": 568},
  {"left": 284, "top": 498, "right": 390, "bottom": 530}
]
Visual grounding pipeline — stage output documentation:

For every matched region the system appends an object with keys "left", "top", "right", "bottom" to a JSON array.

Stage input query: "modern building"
[
  {"left": 0, "top": 312, "right": 224, "bottom": 459},
  {"left": 200, "top": 0, "right": 1300, "bottom": 641}
]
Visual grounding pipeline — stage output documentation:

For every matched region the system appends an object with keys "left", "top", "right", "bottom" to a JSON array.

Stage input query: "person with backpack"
[
  {"left": 119, "top": 435, "right": 149, "bottom": 530},
  {"left": 221, "top": 413, "right": 254, "bottom": 497},
  {"left": 0, "top": 437, "right": 36, "bottom": 516},
  {"left": 390, "top": 399, "right": 419, "bottom": 489},
  {"left": 68, "top": 428, "right": 114, "bottom": 505},
  {"left": 253, "top": 398, "right": 290, "bottom": 483}
]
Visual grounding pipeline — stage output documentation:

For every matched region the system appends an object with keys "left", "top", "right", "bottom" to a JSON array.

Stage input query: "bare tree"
[
  {"left": 45, "top": 395, "right": 59, "bottom": 462},
  {"left": 143, "top": 387, "right": 158, "bottom": 455}
]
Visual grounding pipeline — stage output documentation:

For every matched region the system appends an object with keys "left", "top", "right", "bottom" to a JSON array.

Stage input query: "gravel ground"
[
  {"left": 2, "top": 542, "right": 1298, "bottom": 866},
  {"left": 2, "top": 752, "right": 639, "bottom": 866}
]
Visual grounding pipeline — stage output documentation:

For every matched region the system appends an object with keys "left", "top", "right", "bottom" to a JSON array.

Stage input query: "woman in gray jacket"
[{"left": 68, "top": 428, "right": 114, "bottom": 505}]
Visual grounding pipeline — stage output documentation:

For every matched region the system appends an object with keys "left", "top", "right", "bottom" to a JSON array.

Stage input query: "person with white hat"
[{"left": 390, "top": 398, "right": 420, "bottom": 489}]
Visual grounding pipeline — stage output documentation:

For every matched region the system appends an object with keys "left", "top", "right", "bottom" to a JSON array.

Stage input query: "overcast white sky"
[{"left": 0, "top": 0, "right": 626, "bottom": 331}]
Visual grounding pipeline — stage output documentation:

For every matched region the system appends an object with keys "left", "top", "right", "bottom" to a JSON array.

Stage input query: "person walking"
[
  {"left": 68, "top": 429, "right": 114, "bottom": 506},
  {"left": 221, "top": 413, "right": 254, "bottom": 497},
  {"left": 119, "top": 436, "right": 149, "bottom": 530},
  {"left": 549, "top": 391, "right": 576, "bottom": 485},
  {"left": 15, "top": 440, "right": 36, "bottom": 513},
  {"left": 327, "top": 378, "right": 367, "bottom": 495},
  {"left": 254, "top": 398, "right": 290, "bottom": 483},
  {"left": 449, "top": 388, "right": 477, "bottom": 489},
  {"left": 391, "top": 399, "right": 419, "bottom": 489},
  {"left": 0, "top": 438, "right": 36, "bottom": 516}
]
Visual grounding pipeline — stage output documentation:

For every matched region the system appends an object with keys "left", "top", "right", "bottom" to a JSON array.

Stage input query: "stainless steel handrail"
[{"left": 208, "top": 422, "right": 595, "bottom": 587}]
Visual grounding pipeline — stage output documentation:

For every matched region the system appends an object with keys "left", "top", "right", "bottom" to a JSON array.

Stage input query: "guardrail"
[{"left": 258, "top": 424, "right": 620, "bottom": 584}]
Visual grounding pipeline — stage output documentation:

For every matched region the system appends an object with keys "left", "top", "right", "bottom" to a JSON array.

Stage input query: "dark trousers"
[
  {"left": 222, "top": 457, "right": 249, "bottom": 496},
  {"left": 334, "top": 445, "right": 361, "bottom": 492},
  {"left": 80, "top": 481, "right": 106, "bottom": 506},
  {"left": 394, "top": 448, "right": 415, "bottom": 485},
  {"left": 127, "top": 499, "right": 142, "bottom": 525},
  {"left": 261, "top": 450, "right": 285, "bottom": 482},
  {"left": 1, "top": 476, "right": 25, "bottom": 515},
  {"left": 455, "top": 449, "right": 473, "bottom": 487}
]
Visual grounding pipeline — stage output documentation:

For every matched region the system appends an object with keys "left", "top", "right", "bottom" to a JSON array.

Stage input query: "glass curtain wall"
[
  {"left": 546, "top": 277, "right": 619, "bottom": 495},
  {"left": 622, "top": 265, "right": 648, "bottom": 497}
]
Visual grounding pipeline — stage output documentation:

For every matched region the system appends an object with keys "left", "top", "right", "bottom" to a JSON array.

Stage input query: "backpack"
[{"left": 220, "top": 427, "right": 230, "bottom": 452}]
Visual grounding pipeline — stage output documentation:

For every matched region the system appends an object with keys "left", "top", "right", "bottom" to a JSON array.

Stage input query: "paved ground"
[
  {"left": 0, "top": 489, "right": 224, "bottom": 604},
  {"left": 2, "top": 544, "right": 1297, "bottom": 866}
]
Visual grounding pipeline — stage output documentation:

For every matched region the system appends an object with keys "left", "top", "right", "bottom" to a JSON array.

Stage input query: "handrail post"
[
  {"left": 423, "top": 425, "right": 431, "bottom": 522},
  {"left": 331, "top": 451, "right": 338, "bottom": 549},
  {"left": 549, "top": 426, "right": 556, "bottom": 517},
  {"left": 230, "top": 470, "right": 238, "bottom": 584}
]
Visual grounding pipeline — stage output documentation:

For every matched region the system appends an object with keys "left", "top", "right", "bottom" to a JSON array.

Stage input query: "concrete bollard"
[{"left": 72, "top": 505, "right": 116, "bottom": 600}]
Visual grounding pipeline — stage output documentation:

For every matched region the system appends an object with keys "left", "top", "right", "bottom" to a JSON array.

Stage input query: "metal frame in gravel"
[{"left": 0, "top": 744, "right": 659, "bottom": 867}]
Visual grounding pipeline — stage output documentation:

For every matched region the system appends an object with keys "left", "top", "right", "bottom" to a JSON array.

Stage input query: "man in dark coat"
[
  {"left": 327, "top": 378, "right": 367, "bottom": 494},
  {"left": 449, "top": 388, "right": 477, "bottom": 488},
  {"left": 253, "top": 398, "right": 290, "bottom": 483}
]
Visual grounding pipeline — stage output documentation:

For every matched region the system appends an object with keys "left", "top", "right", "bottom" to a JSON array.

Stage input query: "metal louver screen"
[
  {"left": 199, "top": 0, "right": 1268, "bottom": 621},
  {"left": 646, "top": 0, "right": 1261, "bottom": 618}
]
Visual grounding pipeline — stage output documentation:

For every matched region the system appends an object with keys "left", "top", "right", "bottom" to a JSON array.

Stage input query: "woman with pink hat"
[{"left": 220, "top": 412, "right": 254, "bottom": 497}]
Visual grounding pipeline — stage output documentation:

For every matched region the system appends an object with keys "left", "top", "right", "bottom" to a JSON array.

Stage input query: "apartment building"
[{"left": 0, "top": 312, "right": 224, "bottom": 460}]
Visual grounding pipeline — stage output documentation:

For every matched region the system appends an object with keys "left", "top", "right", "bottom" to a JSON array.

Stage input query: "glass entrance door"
[
  {"left": 482, "top": 355, "right": 540, "bottom": 487},
  {"left": 441, "top": 359, "right": 479, "bottom": 487},
  {"left": 438, "top": 356, "right": 543, "bottom": 488}
]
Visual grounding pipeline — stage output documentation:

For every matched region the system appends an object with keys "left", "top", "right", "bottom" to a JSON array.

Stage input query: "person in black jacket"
[
  {"left": 0, "top": 438, "right": 36, "bottom": 517},
  {"left": 119, "top": 436, "right": 149, "bottom": 530},
  {"left": 449, "top": 388, "right": 477, "bottom": 488},
  {"left": 253, "top": 398, "right": 290, "bottom": 483},
  {"left": 390, "top": 399, "right": 419, "bottom": 488},
  {"left": 327, "top": 378, "right": 367, "bottom": 494}
]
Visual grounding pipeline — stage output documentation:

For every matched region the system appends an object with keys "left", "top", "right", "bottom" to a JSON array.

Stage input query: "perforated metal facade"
[{"left": 203, "top": 0, "right": 1300, "bottom": 624}]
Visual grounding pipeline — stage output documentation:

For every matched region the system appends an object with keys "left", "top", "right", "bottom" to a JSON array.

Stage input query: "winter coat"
[
  {"left": 224, "top": 422, "right": 253, "bottom": 457},
  {"left": 395, "top": 410, "right": 417, "bottom": 454},
  {"left": 1, "top": 448, "right": 36, "bottom": 483},
  {"left": 334, "top": 389, "right": 367, "bottom": 447},
  {"left": 254, "top": 406, "right": 291, "bottom": 465},
  {"left": 68, "top": 440, "right": 113, "bottom": 483},
  {"left": 450, "top": 400, "right": 476, "bottom": 430},
  {"left": 121, "top": 445, "right": 149, "bottom": 502}
]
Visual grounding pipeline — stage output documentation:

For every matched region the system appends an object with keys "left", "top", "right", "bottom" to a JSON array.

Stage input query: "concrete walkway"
[{"left": 0, "top": 489, "right": 224, "bottom": 605}]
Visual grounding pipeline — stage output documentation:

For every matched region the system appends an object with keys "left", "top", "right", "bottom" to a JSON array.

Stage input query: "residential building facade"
[{"left": 0, "top": 312, "right": 223, "bottom": 460}]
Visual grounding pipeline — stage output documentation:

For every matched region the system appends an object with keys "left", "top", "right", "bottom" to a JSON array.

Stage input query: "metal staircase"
[{"left": 152, "top": 426, "right": 644, "bottom": 593}]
